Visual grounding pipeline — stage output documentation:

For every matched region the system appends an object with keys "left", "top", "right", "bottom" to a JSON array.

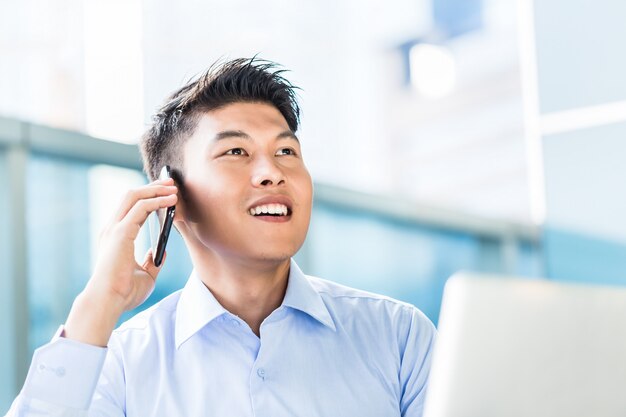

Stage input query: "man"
[{"left": 7, "top": 58, "right": 435, "bottom": 416}]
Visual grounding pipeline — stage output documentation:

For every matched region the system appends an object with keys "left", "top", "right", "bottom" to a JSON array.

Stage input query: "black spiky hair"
[{"left": 140, "top": 57, "right": 301, "bottom": 181}]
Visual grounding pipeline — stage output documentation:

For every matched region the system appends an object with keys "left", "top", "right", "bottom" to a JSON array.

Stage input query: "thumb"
[{"left": 142, "top": 248, "right": 166, "bottom": 280}]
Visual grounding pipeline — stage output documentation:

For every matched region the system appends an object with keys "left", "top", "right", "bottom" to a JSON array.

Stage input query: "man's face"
[{"left": 177, "top": 102, "right": 313, "bottom": 264}]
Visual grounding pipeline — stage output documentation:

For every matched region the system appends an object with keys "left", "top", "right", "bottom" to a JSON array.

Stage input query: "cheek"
[
  {"left": 298, "top": 168, "right": 313, "bottom": 199},
  {"left": 294, "top": 172, "right": 314, "bottom": 217},
  {"left": 192, "top": 174, "right": 253, "bottom": 232}
]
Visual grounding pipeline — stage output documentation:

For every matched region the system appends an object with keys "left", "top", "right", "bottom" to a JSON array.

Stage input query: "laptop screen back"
[{"left": 424, "top": 273, "right": 626, "bottom": 417}]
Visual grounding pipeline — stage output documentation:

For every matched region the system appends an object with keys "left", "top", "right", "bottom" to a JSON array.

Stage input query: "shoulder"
[
  {"left": 306, "top": 274, "right": 435, "bottom": 339},
  {"left": 304, "top": 274, "right": 436, "bottom": 377},
  {"left": 307, "top": 273, "right": 423, "bottom": 314}
]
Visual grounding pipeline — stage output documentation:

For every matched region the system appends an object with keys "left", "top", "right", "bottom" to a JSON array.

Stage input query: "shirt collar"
[
  {"left": 175, "top": 270, "right": 227, "bottom": 349},
  {"left": 175, "top": 258, "right": 336, "bottom": 348},
  {"left": 281, "top": 258, "right": 336, "bottom": 332}
]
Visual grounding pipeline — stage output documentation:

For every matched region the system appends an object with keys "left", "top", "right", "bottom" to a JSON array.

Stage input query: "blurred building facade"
[
  {"left": 522, "top": 0, "right": 626, "bottom": 283},
  {"left": 1, "top": 0, "right": 531, "bottom": 221}
]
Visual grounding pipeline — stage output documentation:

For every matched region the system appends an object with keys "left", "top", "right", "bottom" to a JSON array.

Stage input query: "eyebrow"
[{"left": 213, "top": 130, "right": 299, "bottom": 143}]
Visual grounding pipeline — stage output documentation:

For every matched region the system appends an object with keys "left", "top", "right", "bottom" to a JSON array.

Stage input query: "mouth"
[
  {"left": 248, "top": 203, "right": 291, "bottom": 216},
  {"left": 248, "top": 203, "right": 292, "bottom": 222}
]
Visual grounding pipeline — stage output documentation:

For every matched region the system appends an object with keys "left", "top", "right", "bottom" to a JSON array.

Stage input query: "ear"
[
  {"left": 172, "top": 195, "right": 206, "bottom": 252},
  {"left": 173, "top": 193, "right": 190, "bottom": 231},
  {"left": 169, "top": 166, "right": 190, "bottom": 225}
]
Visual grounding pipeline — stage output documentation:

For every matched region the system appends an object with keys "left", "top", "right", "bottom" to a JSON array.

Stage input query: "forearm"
[{"left": 64, "top": 287, "right": 125, "bottom": 347}]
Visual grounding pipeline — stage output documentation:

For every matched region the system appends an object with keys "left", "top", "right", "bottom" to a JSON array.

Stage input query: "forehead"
[{"left": 194, "top": 102, "right": 290, "bottom": 135}]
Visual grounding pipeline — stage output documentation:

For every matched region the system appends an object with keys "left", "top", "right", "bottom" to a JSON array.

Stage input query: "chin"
[
  {"left": 193, "top": 227, "right": 305, "bottom": 262},
  {"left": 240, "top": 246, "right": 299, "bottom": 264},
  {"left": 254, "top": 250, "right": 295, "bottom": 262}
]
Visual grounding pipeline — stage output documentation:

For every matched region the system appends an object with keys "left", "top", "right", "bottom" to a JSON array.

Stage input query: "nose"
[{"left": 251, "top": 155, "right": 285, "bottom": 187}]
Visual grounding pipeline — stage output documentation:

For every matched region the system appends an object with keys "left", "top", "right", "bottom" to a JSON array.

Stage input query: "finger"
[
  {"left": 118, "top": 194, "right": 178, "bottom": 240},
  {"left": 113, "top": 180, "right": 176, "bottom": 221},
  {"left": 141, "top": 248, "right": 166, "bottom": 280},
  {"left": 113, "top": 182, "right": 178, "bottom": 222}
]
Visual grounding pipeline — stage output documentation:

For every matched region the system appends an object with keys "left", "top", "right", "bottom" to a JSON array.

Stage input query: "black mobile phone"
[{"left": 150, "top": 165, "right": 176, "bottom": 267}]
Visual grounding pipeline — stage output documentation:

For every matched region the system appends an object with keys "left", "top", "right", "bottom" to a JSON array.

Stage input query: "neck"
[{"left": 188, "top": 248, "right": 291, "bottom": 337}]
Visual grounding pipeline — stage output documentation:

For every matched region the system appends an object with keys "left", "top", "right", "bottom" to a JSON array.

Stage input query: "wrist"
[
  {"left": 64, "top": 288, "right": 125, "bottom": 347},
  {"left": 81, "top": 280, "right": 128, "bottom": 315}
]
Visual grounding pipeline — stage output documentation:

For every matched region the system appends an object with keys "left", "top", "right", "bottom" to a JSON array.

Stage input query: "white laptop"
[{"left": 423, "top": 272, "right": 626, "bottom": 417}]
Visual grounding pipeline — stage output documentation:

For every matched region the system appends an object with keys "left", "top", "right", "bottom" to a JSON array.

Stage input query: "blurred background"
[{"left": 1, "top": 0, "right": 625, "bottom": 411}]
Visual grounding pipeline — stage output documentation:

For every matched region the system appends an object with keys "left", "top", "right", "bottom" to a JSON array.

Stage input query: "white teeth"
[{"left": 249, "top": 204, "right": 289, "bottom": 216}]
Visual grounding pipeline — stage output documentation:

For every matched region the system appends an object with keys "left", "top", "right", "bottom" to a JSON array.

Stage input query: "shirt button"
[
  {"left": 257, "top": 368, "right": 266, "bottom": 380},
  {"left": 231, "top": 318, "right": 241, "bottom": 326},
  {"left": 55, "top": 367, "right": 66, "bottom": 377}
]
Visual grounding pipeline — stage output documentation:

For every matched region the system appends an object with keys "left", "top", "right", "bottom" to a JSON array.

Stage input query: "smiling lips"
[
  {"left": 248, "top": 203, "right": 289, "bottom": 216},
  {"left": 247, "top": 196, "right": 293, "bottom": 222},
  {"left": 248, "top": 204, "right": 291, "bottom": 223}
]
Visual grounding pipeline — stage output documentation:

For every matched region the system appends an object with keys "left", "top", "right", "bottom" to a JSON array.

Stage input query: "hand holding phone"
[{"left": 65, "top": 173, "right": 178, "bottom": 346}]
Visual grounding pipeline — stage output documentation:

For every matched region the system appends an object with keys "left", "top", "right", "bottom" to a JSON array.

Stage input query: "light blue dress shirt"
[{"left": 7, "top": 259, "right": 436, "bottom": 416}]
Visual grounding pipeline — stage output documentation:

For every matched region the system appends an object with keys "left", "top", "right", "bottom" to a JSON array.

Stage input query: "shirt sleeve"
[
  {"left": 4, "top": 325, "right": 124, "bottom": 417},
  {"left": 399, "top": 307, "right": 437, "bottom": 417}
]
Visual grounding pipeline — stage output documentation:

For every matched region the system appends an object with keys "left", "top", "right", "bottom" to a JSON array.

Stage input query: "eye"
[
  {"left": 276, "top": 148, "right": 297, "bottom": 156},
  {"left": 224, "top": 148, "right": 247, "bottom": 156}
]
